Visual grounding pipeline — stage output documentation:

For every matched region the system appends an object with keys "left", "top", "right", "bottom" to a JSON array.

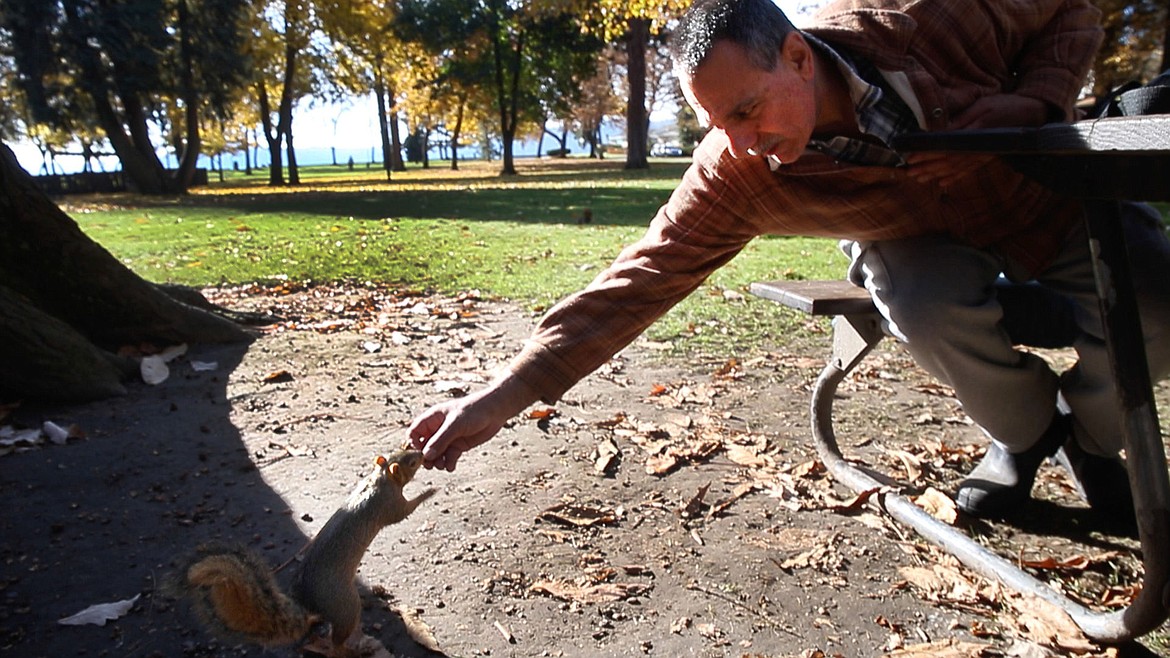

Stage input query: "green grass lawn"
[
  {"left": 69, "top": 158, "right": 1170, "bottom": 360},
  {"left": 73, "top": 158, "right": 845, "bottom": 358}
]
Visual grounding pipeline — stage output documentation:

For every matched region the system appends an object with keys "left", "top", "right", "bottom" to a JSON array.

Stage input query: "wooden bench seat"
[{"left": 749, "top": 279, "right": 876, "bottom": 317}]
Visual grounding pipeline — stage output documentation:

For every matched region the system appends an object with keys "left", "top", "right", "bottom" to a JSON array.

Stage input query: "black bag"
[{"left": 1092, "top": 69, "right": 1170, "bottom": 118}]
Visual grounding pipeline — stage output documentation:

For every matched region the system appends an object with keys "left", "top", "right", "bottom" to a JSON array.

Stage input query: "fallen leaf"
[
  {"left": 680, "top": 482, "right": 711, "bottom": 519},
  {"left": 645, "top": 453, "right": 682, "bottom": 475},
  {"left": 592, "top": 438, "right": 621, "bottom": 474},
  {"left": 262, "top": 369, "right": 294, "bottom": 384},
  {"left": 776, "top": 541, "right": 844, "bottom": 573},
  {"left": 1007, "top": 594, "right": 1097, "bottom": 653},
  {"left": 1018, "top": 551, "right": 1120, "bottom": 573},
  {"left": 539, "top": 502, "right": 618, "bottom": 527},
  {"left": 788, "top": 459, "right": 826, "bottom": 479},
  {"left": 913, "top": 487, "right": 958, "bottom": 524},
  {"left": 827, "top": 487, "right": 884, "bottom": 514},
  {"left": 883, "top": 448, "right": 924, "bottom": 482},
  {"left": 725, "top": 444, "right": 771, "bottom": 468},
  {"left": 529, "top": 580, "right": 649, "bottom": 604},
  {"left": 882, "top": 638, "right": 992, "bottom": 657},
  {"left": 708, "top": 482, "right": 755, "bottom": 518},
  {"left": 697, "top": 621, "right": 723, "bottom": 639},
  {"left": 897, "top": 565, "right": 983, "bottom": 605},
  {"left": 1098, "top": 584, "right": 1140, "bottom": 608},
  {"left": 594, "top": 413, "right": 628, "bottom": 429}
]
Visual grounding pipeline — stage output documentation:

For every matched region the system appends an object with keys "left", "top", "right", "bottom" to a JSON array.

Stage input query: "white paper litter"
[{"left": 58, "top": 594, "right": 141, "bottom": 626}]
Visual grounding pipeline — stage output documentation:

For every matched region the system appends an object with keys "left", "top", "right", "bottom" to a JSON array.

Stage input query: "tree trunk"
[
  {"left": 624, "top": 17, "right": 650, "bottom": 170},
  {"left": 0, "top": 143, "right": 251, "bottom": 402},
  {"left": 490, "top": 3, "right": 520, "bottom": 176},
  {"left": 174, "top": 0, "right": 202, "bottom": 191},
  {"left": 390, "top": 110, "right": 406, "bottom": 172},
  {"left": 450, "top": 100, "right": 465, "bottom": 171},
  {"left": 258, "top": 84, "right": 285, "bottom": 185},
  {"left": 279, "top": 30, "right": 300, "bottom": 186},
  {"left": 286, "top": 128, "right": 300, "bottom": 185},
  {"left": 244, "top": 128, "right": 253, "bottom": 175},
  {"left": 374, "top": 65, "right": 394, "bottom": 182}
]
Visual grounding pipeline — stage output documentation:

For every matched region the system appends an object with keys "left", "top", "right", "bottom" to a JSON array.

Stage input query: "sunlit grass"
[
  {"left": 69, "top": 159, "right": 853, "bottom": 357},
  {"left": 68, "top": 158, "right": 1170, "bottom": 360}
]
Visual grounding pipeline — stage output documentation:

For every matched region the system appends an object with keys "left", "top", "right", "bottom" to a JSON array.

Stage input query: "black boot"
[
  {"left": 956, "top": 413, "right": 1068, "bottom": 518},
  {"left": 1054, "top": 438, "right": 1137, "bottom": 537}
]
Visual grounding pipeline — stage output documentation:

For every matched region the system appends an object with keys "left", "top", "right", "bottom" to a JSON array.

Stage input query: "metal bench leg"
[
  {"left": 810, "top": 298, "right": 1168, "bottom": 641},
  {"left": 1080, "top": 199, "right": 1170, "bottom": 640}
]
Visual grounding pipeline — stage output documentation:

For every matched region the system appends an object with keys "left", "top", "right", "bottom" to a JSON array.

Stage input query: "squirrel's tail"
[{"left": 173, "top": 543, "right": 318, "bottom": 647}]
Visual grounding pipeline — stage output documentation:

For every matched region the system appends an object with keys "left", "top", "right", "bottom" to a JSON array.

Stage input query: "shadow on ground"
[{"left": 0, "top": 341, "right": 441, "bottom": 658}]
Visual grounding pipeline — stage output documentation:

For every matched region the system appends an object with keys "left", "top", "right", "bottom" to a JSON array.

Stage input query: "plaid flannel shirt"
[{"left": 508, "top": 0, "right": 1102, "bottom": 403}]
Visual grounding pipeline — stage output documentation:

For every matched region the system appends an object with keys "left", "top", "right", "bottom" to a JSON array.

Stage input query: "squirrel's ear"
[
  {"left": 388, "top": 462, "right": 401, "bottom": 478},
  {"left": 376, "top": 455, "right": 388, "bottom": 468}
]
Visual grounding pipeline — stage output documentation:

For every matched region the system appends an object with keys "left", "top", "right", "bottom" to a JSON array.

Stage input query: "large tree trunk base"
[
  {"left": 0, "top": 142, "right": 253, "bottom": 402},
  {"left": 0, "top": 285, "right": 134, "bottom": 401}
]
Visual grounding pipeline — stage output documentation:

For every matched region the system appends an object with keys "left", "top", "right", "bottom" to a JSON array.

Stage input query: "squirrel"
[{"left": 171, "top": 448, "right": 435, "bottom": 656}]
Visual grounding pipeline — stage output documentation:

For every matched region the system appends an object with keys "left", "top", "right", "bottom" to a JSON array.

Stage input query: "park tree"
[
  {"left": 576, "top": 0, "right": 689, "bottom": 170},
  {"left": 0, "top": 0, "right": 251, "bottom": 193},
  {"left": 530, "top": 20, "right": 605, "bottom": 159},
  {"left": 394, "top": 24, "right": 496, "bottom": 170},
  {"left": 318, "top": 0, "right": 412, "bottom": 179},
  {"left": 568, "top": 51, "right": 622, "bottom": 158},
  {"left": 395, "top": 0, "right": 599, "bottom": 175},
  {"left": 675, "top": 98, "right": 704, "bottom": 152},
  {"left": 250, "top": 0, "right": 330, "bottom": 186},
  {"left": 426, "top": 67, "right": 494, "bottom": 170}
]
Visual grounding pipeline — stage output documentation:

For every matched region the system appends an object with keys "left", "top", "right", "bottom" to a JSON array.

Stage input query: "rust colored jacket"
[{"left": 510, "top": 0, "right": 1103, "bottom": 402}]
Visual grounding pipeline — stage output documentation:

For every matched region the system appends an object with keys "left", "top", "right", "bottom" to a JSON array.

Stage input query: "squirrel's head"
[{"left": 375, "top": 450, "right": 425, "bottom": 486}]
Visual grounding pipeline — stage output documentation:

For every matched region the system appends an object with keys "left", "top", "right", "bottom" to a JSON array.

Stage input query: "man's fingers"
[
  {"left": 420, "top": 416, "right": 459, "bottom": 463},
  {"left": 444, "top": 449, "right": 462, "bottom": 472}
]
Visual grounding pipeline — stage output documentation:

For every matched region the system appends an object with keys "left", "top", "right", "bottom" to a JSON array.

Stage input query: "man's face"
[{"left": 679, "top": 35, "right": 817, "bottom": 164}]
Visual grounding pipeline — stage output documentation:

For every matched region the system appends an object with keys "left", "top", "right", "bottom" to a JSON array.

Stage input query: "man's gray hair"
[{"left": 671, "top": 0, "right": 799, "bottom": 77}]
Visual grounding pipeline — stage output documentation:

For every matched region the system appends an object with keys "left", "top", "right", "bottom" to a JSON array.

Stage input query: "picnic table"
[{"left": 751, "top": 112, "right": 1170, "bottom": 643}]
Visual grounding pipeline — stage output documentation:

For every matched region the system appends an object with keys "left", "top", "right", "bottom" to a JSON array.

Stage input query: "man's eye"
[{"left": 736, "top": 105, "right": 757, "bottom": 121}]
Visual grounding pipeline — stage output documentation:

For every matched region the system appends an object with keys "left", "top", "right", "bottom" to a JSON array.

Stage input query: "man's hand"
[
  {"left": 407, "top": 374, "right": 540, "bottom": 471},
  {"left": 906, "top": 94, "right": 1049, "bottom": 188}
]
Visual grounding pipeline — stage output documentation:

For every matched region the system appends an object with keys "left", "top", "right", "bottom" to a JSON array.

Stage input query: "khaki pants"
[{"left": 844, "top": 202, "right": 1170, "bottom": 457}]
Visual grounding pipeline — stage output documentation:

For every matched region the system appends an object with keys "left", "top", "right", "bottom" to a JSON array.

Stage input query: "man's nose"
[{"left": 724, "top": 127, "right": 755, "bottom": 158}]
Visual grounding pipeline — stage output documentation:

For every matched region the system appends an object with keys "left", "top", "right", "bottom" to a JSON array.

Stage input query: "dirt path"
[{"left": 0, "top": 284, "right": 1163, "bottom": 657}]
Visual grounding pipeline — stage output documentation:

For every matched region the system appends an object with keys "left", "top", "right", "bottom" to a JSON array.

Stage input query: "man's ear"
[{"left": 782, "top": 32, "right": 814, "bottom": 79}]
